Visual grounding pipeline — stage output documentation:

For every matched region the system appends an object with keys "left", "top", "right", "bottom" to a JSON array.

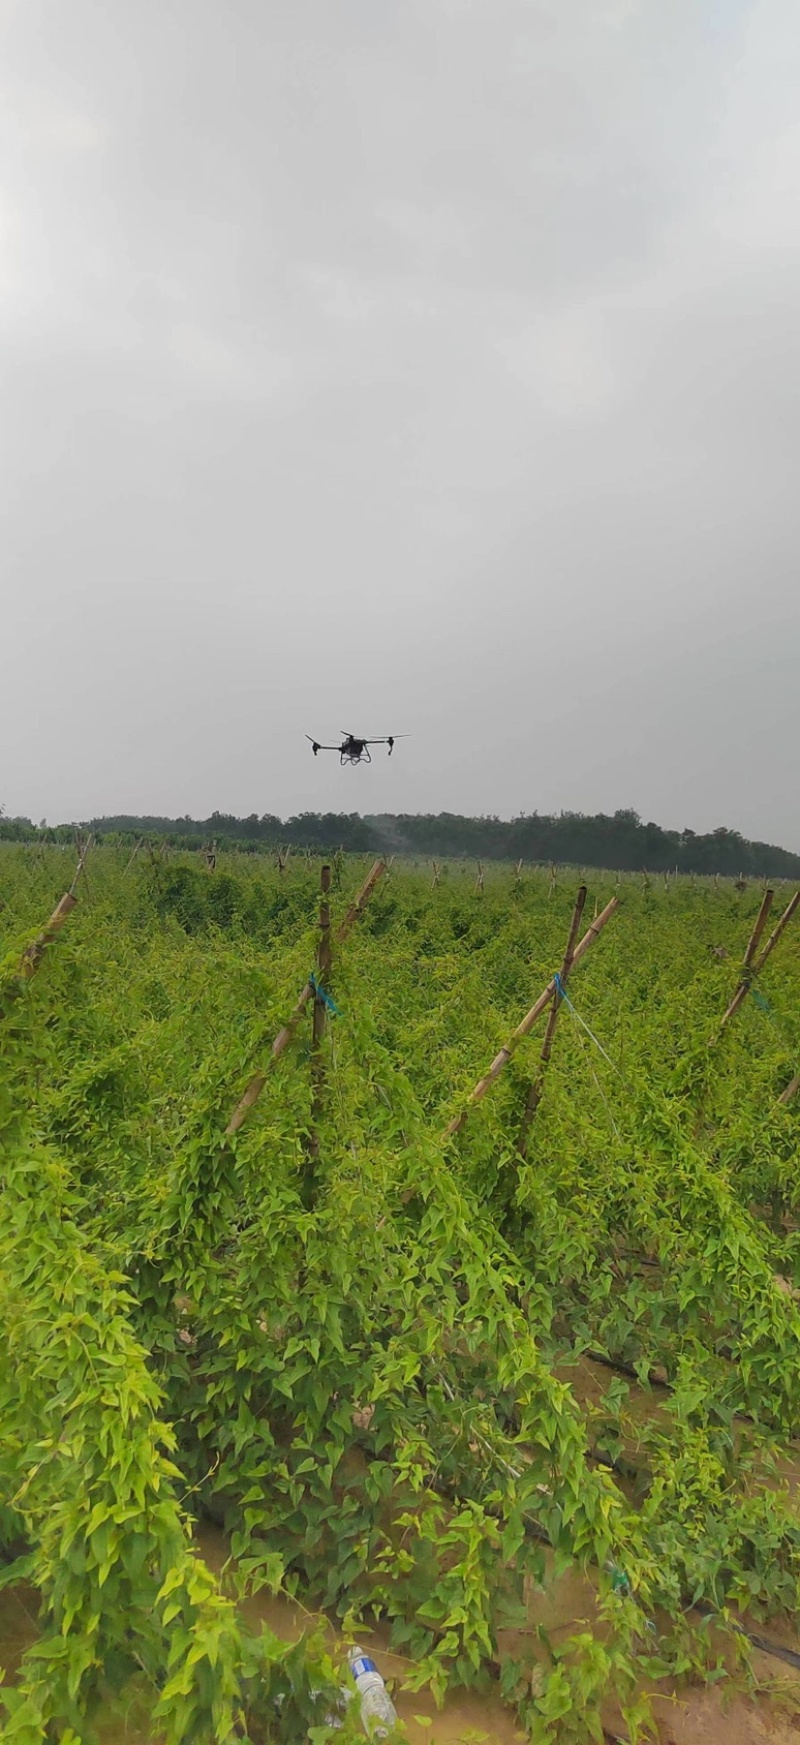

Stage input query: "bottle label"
[{"left": 351, "top": 1656, "right": 378, "bottom": 1680}]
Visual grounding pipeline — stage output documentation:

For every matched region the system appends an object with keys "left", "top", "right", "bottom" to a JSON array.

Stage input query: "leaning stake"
[
  {"left": 19, "top": 836, "right": 93, "bottom": 980},
  {"left": 443, "top": 895, "right": 619, "bottom": 1139},
  {"left": 518, "top": 885, "right": 587, "bottom": 1152},
  {"left": 714, "top": 889, "right": 800, "bottom": 1040},
  {"left": 778, "top": 1072, "right": 800, "bottom": 1108}
]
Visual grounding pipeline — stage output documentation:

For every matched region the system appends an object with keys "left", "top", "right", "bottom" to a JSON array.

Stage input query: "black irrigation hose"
[
  {"left": 583, "top": 1346, "right": 800, "bottom": 1444},
  {"left": 515, "top": 1438, "right": 800, "bottom": 1681},
  {"left": 692, "top": 1602, "right": 800, "bottom": 1672},
  {"left": 586, "top": 1348, "right": 671, "bottom": 1389},
  {"left": 740, "top": 1627, "right": 800, "bottom": 1669}
]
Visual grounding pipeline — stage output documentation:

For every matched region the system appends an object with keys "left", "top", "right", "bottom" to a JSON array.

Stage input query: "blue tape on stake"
[{"left": 309, "top": 973, "right": 341, "bottom": 1016}]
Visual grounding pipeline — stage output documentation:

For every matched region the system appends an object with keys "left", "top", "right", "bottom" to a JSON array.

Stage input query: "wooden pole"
[
  {"left": 714, "top": 890, "right": 799, "bottom": 1038},
  {"left": 124, "top": 837, "right": 144, "bottom": 875},
  {"left": 518, "top": 886, "right": 587, "bottom": 1151},
  {"left": 20, "top": 894, "right": 78, "bottom": 979},
  {"left": 224, "top": 860, "right": 386, "bottom": 1136},
  {"left": 335, "top": 860, "right": 386, "bottom": 941},
  {"left": 306, "top": 864, "right": 332, "bottom": 1179},
  {"left": 19, "top": 837, "right": 93, "bottom": 979},
  {"left": 312, "top": 865, "right": 332, "bottom": 1055},
  {"left": 68, "top": 834, "right": 93, "bottom": 897},
  {"left": 443, "top": 895, "right": 619, "bottom": 1139},
  {"left": 751, "top": 890, "right": 800, "bottom": 975},
  {"left": 778, "top": 1072, "right": 800, "bottom": 1108},
  {"left": 744, "top": 889, "right": 774, "bottom": 968}
]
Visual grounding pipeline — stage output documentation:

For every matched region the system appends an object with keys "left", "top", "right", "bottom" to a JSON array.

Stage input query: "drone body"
[{"left": 306, "top": 731, "right": 403, "bottom": 766}]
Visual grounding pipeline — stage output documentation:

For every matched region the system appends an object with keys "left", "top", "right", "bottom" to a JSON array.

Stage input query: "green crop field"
[{"left": 2, "top": 843, "right": 800, "bottom": 1744}]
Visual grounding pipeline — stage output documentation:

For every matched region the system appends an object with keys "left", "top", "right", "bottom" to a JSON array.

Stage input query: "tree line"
[{"left": 2, "top": 806, "right": 799, "bottom": 877}]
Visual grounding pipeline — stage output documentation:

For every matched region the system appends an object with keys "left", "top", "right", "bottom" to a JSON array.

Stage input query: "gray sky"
[{"left": 3, "top": 0, "right": 799, "bottom": 845}]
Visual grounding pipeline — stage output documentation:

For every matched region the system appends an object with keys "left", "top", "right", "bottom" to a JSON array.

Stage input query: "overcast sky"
[{"left": 3, "top": 0, "right": 799, "bottom": 844}]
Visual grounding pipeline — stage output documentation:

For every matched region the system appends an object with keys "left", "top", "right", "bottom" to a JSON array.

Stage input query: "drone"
[{"left": 306, "top": 731, "right": 406, "bottom": 766}]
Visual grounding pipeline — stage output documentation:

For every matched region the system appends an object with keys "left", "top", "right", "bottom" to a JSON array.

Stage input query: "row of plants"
[{"left": 1, "top": 846, "right": 799, "bottom": 1741}]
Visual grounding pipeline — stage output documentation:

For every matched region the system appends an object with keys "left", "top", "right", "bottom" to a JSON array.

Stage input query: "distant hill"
[{"left": 3, "top": 807, "right": 799, "bottom": 878}]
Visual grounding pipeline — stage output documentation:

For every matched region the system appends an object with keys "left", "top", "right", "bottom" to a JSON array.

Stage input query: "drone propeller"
[{"left": 339, "top": 732, "right": 411, "bottom": 745}]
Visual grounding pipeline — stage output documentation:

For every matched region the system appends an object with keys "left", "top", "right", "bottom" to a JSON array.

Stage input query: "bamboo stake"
[
  {"left": 714, "top": 889, "right": 799, "bottom": 1038},
  {"left": 312, "top": 865, "right": 332, "bottom": 1056},
  {"left": 778, "top": 1072, "right": 800, "bottom": 1108},
  {"left": 68, "top": 835, "right": 93, "bottom": 897},
  {"left": 20, "top": 894, "right": 78, "bottom": 979},
  {"left": 224, "top": 860, "right": 386, "bottom": 1135},
  {"left": 744, "top": 888, "right": 774, "bottom": 968},
  {"left": 431, "top": 860, "right": 441, "bottom": 890},
  {"left": 124, "top": 837, "right": 144, "bottom": 874},
  {"left": 336, "top": 859, "right": 386, "bottom": 939},
  {"left": 475, "top": 862, "right": 485, "bottom": 895},
  {"left": 307, "top": 863, "right": 332, "bottom": 1176},
  {"left": 751, "top": 891, "right": 800, "bottom": 975},
  {"left": 518, "top": 886, "right": 587, "bottom": 1151},
  {"left": 20, "top": 836, "right": 93, "bottom": 979},
  {"left": 443, "top": 895, "right": 620, "bottom": 1139}
]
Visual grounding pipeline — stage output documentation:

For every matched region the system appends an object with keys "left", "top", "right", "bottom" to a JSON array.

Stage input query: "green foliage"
[{"left": 2, "top": 845, "right": 800, "bottom": 1741}]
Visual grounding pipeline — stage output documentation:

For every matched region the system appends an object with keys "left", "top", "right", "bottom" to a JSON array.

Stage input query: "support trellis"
[
  {"left": 518, "top": 884, "right": 587, "bottom": 1154},
  {"left": 224, "top": 859, "right": 386, "bottom": 1136},
  {"left": 443, "top": 894, "right": 620, "bottom": 1139},
  {"left": 712, "top": 887, "right": 800, "bottom": 1043}
]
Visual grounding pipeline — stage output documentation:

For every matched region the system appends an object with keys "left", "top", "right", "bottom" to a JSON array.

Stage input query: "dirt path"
[{"left": 1, "top": 1525, "right": 798, "bottom": 1743}]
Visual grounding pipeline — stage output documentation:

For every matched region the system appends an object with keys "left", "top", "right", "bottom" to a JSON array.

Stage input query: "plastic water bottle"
[{"left": 348, "top": 1646, "right": 398, "bottom": 1738}]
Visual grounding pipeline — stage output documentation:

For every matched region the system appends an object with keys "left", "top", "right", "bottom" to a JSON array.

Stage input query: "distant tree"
[{"left": 4, "top": 806, "right": 794, "bottom": 879}]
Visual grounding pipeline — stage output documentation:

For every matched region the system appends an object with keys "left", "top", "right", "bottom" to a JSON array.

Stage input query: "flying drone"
[{"left": 306, "top": 731, "right": 407, "bottom": 766}]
